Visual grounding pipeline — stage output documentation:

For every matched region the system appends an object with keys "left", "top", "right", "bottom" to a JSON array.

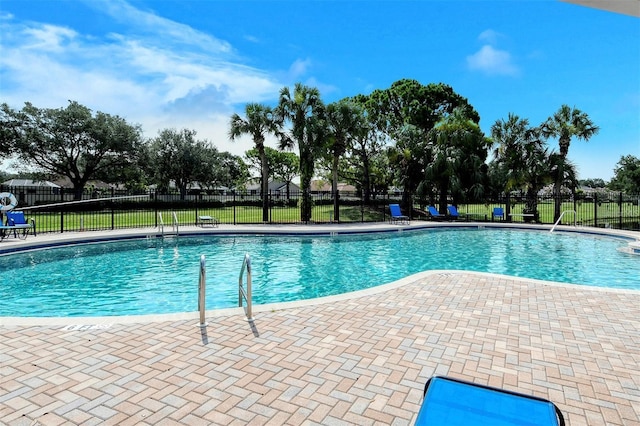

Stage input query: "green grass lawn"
[
  {"left": 27, "top": 205, "right": 387, "bottom": 233},
  {"left": 456, "top": 201, "right": 639, "bottom": 225},
  {"left": 23, "top": 200, "right": 639, "bottom": 233}
]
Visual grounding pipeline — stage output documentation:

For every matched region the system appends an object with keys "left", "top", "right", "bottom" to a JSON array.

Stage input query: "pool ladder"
[
  {"left": 197, "top": 253, "right": 254, "bottom": 325},
  {"left": 155, "top": 212, "right": 179, "bottom": 238},
  {"left": 239, "top": 253, "right": 254, "bottom": 322}
]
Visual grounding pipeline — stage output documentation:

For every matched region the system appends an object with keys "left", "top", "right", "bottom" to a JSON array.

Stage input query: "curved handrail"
[
  {"left": 158, "top": 212, "right": 164, "bottom": 235},
  {"left": 238, "top": 253, "right": 254, "bottom": 321},
  {"left": 198, "top": 255, "right": 207, "bottom": 327},
  {"left": 172, "top": 211, "right": 179, "bottom": 236},
  {"left": 550, "top": 210, "right": 577, "bottom": 233}
]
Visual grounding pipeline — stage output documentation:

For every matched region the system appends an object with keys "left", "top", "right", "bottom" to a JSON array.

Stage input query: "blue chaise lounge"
[{"left": 389, "top": 204, "right": 410, "bottom": 224}]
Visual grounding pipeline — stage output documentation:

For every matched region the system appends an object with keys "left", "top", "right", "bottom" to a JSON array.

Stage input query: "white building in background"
[{"left": 1, "top": 179, "right": 62, "bottom": 206}]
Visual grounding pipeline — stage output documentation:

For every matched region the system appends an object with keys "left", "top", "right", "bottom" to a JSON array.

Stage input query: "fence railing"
[{"left": 1, "top": 186, "right": 638, "bottom": 233}]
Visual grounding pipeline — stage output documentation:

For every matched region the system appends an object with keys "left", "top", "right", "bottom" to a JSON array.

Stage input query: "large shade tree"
[
  {"left": 229, "top": 103, "right": 281, "bottom": 222},
  {"left": 146, "top": 128, "right": 217, "bottom": 200},
  {"left": 1, "top": 101, "right": 142, "bottom": 199},
  {"left": 609, "top": 155, "right": 640, "bottom": 194},
  {"left": 541, "top": 105, "right": 599, "bottom": 221},
  {"left": 363, "top": 79, "right": 480, "bottom": 209},
  {"left": 277, "top": 83, "right": 326, "bottom": 222},
  {"left": 205, "top": 151, "right": 248, "bottom": 191}
]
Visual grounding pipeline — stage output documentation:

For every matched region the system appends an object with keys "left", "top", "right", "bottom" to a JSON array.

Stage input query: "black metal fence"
[{"left": 2, "top": 186, "right": 639, "bottom": 233}]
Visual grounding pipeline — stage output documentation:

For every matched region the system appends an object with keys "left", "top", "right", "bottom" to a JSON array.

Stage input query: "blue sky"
[{"left": 1, "top": 0, "right": 638, "bottom": 180}]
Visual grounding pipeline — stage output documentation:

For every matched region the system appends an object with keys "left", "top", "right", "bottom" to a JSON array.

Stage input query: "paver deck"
[{"left": 1, "top": 225, "right": 639, "bottom": 425}]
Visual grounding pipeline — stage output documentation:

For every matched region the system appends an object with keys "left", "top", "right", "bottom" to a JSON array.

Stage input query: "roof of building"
[{"left": 2, "top": 179, "right": 61, "bottom": 188}]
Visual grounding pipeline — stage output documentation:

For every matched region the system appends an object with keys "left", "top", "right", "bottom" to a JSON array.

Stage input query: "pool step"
[{"left": 619, "top": 240, "right": 640, "bottom": 256}]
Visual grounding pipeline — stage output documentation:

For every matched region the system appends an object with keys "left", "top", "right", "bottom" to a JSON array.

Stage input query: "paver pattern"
[{"left": 1, "top": 271, "right": 639, "bottom": 425}]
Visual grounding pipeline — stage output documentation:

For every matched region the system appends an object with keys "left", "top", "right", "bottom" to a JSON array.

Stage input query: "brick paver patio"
[{"left": 2, "top": 269, "right": 639, "bottom": 425}]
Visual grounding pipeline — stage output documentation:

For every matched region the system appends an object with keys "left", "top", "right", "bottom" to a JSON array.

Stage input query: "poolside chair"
[
  {"left": 197, "top": 215, "right": 219, "bottom": 227},
  {"left": 492, "top": 207, "right": 505, "bottom": 221},
  {"left": 416, "top": 376, "right": 565, "bottom": 426},
  {"left": 389, "top": 204, "right": 410, "bottom": 224},
  {"left": 4, "top": 211, "right": 36, "bottom": 239},
  {"left": 428, "top": 206, "right": 445, "bottom": 220},
  {"left": 447, "top": 205, "right": 461, "bottom": 220}
]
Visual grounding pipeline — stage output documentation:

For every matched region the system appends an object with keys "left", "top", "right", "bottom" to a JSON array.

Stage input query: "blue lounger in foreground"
[{"left": 415, "top": 376, "right": 565, "bottom": 426}]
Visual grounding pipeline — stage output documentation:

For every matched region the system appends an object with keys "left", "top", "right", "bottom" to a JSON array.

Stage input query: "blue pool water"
[{"left": 1, "top": 228, "right": 638, "bottom": 317}]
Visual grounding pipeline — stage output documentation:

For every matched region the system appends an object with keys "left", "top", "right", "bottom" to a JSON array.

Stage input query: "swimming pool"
[{"left": 1, "top": 227, "right": 639, "bottom": 317}]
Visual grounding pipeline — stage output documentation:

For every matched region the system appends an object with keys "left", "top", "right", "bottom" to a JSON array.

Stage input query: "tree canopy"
[
  {"left": 541, "top": 104, "right": 599, "bottom": 220},
  {"left": 1, "top": 101, "right": 142, "bottom": 198},
  {"left": 145, "top": 128, "right": 219, "bottom": 200},
  {"left": 609, "top": 155, "right": 640, "bottom": 194}
]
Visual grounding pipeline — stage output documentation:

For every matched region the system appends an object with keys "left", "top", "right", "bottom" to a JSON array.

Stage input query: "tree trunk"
[
  {"left": 438, "top": 181, "right": 448, "bottom": 214},
  {"left": 553, "top": 161, "right": 563, "bottom": 222},
  {"left": 70, "top": 176, "right": 88, "bottom": 201},
  {"left": 332, "top": 155, "right": 339, "bottom": 222},
  {"left": 362, "top": 156, "right": 371, "bottom": 205},
  {"left": 260, "top": 148, "right": 269, "bottom": 223},
  {"left": 300, "top": 159, "right": 313, "bottom": 223}
]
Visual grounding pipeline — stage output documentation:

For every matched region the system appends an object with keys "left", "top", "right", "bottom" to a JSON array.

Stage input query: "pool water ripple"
[{"left": 1, "top": 228, "right": 638, "bottom": 317}]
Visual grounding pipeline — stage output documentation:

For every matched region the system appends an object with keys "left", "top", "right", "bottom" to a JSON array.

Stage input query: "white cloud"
[
  {"left": 244, "top": 35, "right": 261, "bottom": 44},
  {"left": 467, "top": 44, "right": 519, "bottom": 76},
  {"left": 289, "top": 58, "right": 312, "bottom": 78},
  {"left": 0, "top": 2, "right": 287, "bottom": 159},
  {"left": 22, "top": 24, "right": 77, "bottom": 52},
  {"left": 83, "top": 0, "right": 231, "bottom": 54},
  {"left": 478, "top": 29, "right": 502, "bottom": 45},
  {"left": 467, "top": 29, "right": 519, "bottom": 77}
]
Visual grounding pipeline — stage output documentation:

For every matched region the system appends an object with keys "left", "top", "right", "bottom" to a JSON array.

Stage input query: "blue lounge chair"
[
  {"left": 416, "top": 376, "right": 565, "bottom": 426},
  {"left": 428, "top": 206, "right": 445, "bottom": 220},
  {"left": 447, "top": 205, "right": 461, "bottom": 220},
  {"left": 389, "top": 204, "right": 410, "bottom": 224},
  {"left": 2, "top": 211, "right": 36, "bottom": 239},
  {"left": 493, "top": 207, "right": 505, "bottom": 221}
]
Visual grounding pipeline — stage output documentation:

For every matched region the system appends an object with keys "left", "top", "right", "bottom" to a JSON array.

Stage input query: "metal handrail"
[
  {"left": 172, "top": 211, "right": 179, "bottom": 236},
  {"left": 550, "top": 210, "right": 577, "bottom": 232},
  {"left": 198, "top": 255, "right": 207, "bottom": 327},
  {"left": 158, "top": 212, "right": 164, "bottom": 235},
  {"left": 238, "top": 253, "right": 254, "bottom": 321}
]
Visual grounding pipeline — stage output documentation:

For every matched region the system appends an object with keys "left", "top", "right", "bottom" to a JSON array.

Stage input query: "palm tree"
[
  {"left": 426, "top": 108, "right": 489, "bottom": 213},
  {"left": 229, "top": 103, "right": 281, "bottom": 222},
  {"left": 277, "top": 83, "right": 325, "bottom": 223},
  {"left": 491, "top": 114, "right": 551, "bottom": 220},
  {"left": 541, "top": 105, "right": 599, "bottom": 221},
  {"left": 325, "top": 99, "right": 365, "bottom": 221}
]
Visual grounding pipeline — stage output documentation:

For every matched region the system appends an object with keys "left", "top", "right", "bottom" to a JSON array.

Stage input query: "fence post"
[
  {"left": 60, "top": 187, "right": 65, "bottom": 233},
  {"left": 154, "top": 191, "right": 158, "bottom": 228},
  {"left": 233, "top": 191, "right": 237, "bottom": 225},
  {"left": 506, "top": 193, "right": 511, "bottom": 223},
  {"left": 594, "top": 193, "right": 598, "bottom": 228},
  {"left": 619, "top": 192, "right": 623, "bottom": 229}
]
